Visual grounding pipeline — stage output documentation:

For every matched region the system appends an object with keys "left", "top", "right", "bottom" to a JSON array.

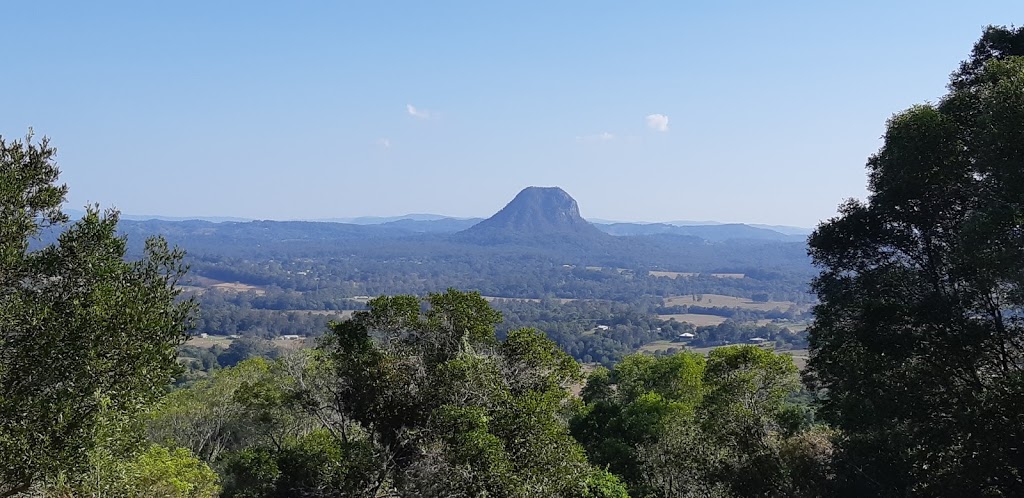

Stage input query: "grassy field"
[
  {"left": 275, "top": 338, "right": 313, "bottom": 350},
  {"left": 185, "top": 335, "right": 235, "bottom": 349},
  {"left": 638, "top": 340, "right": 686, "bottom": 353},
  {"left": 657, "top": 314, "right": 729, "bottom": 327},
  {"left": 209, "top": 282, "right": 265, "bottom": 294},
  {"left": 184, "top": 334, "right": 314, "bottom": 351},
  {"left": 664, "top": 293, "right": 804, "bottom": 312},
  {"left": 181, "top": 275, "right": 267, "bottom": 295},
  {"left": 785, "top": 349, "right": 810, "bottom": 370}
]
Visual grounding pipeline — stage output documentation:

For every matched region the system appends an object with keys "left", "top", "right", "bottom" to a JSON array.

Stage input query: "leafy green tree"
[
  {"left": 572, "top": 352, "right": 706, "bottom": 491},
  {"left": 698, "top": 346, "right": 803, "bottom": 496},
  {"left": 72, "top": 444, "right": 220, "bottom": 498},
  {"left": 150, "top": 353, "right": 380, "bottom": 497},
  {"left": 951, "top": 25, "right": 1024, "bottom": 90},
  {"left": 217, "top": 337, "right": 281, "bottom": 367},
  {"left": 315, "top": 289, "right": 628, "bottom": 497},
  {"left": 0, "top": 134, "right": 196, "bottom": 495},
  {"left": 219, "top": 429, "right": 377, "bottom": 498},
  {"left": 574, "top": 346, "right": 816, "bottom": 497},
  {"left": 807, "top": 26, "right": 1024, "bottom": 496},
  {"left": 149, "top": 357, "right": 316, "bottom": 464}
]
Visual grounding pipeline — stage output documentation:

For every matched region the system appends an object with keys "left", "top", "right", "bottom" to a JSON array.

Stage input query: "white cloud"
[
  {"left": 645, "top": 113, "right": 669, "bottom": 132},
  {"left": 406, "top": 104, "right": 432, "bottom": 120},
  {"left": 577, "top": 131, "right": 615, "bottom": 142},
  {"left": 375, "top": 138, "right": 391, "bottom": 149}
]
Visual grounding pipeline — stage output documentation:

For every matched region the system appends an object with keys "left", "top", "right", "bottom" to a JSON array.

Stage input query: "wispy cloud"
[
  {"left": 406, "top": 104, "right": 433, "bottom": 120},
  {"left": 645, "top": 113, "right": 669, "bottom": 132},
  {"left": 577, "top": 131, "right": 615, "bottom": 142},
  {"left": 375, "top": 138, "right": 391, "bottom": 149}
]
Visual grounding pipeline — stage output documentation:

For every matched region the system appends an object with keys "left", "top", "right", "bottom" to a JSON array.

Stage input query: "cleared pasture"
[
  {"left": 664, "top": 293, "right": 803, "bottom": 312},
  {"left": 784, "top": 349, "right": 810, "bottom": 370},
  {"left": 185, "top": 335, "right": 234, "bottom": 348},
  {"left": 638, "top": 340, "right": 685, "bottom": 353},
  {"left": 182, "top": 275, "right": 267, "bottom": 295},
  {"left": 209, "top": 282, "right": 266, "bottom": 294},
  {"left": 184, "top": 334, "right": 316, "bottom": 351}
]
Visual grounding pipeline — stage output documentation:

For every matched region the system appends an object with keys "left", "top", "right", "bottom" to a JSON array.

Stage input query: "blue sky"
[{"left": 3, "top": 2, "right": 1021, "bottom": 227}]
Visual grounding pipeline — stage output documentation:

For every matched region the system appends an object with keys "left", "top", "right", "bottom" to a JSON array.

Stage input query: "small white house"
[
  {"left": 749, "top": 337, "right": 767, "bottom": 344},
  {"left": 279, "top": 335, "right": 302, "bottom": 341},
  {"left": 678, "top": 332, "right": 696, "bottom": 340},
  {"left": 596, "top": 325, "right": 610, "bottom": 331}
]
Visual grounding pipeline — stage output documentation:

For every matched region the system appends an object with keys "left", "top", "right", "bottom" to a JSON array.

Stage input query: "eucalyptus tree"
[{"left": 807, "top": 26, "right": 1024, "bottom": 496}]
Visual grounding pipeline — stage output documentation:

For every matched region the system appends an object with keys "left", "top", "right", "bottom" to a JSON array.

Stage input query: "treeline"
[
  {"left": 656, "top": 303, "right": 807, "bottom": 322},
  {"left": 184, "top": 290, "right": 811, "bottom": 368},
  {"left": 191, "top": 308, "right": 336, "bottom": 339},
  {"left": 180, "top": 252, "right": 813, "bottom": 303},
  {"left": 193, "top": 286, "right": 368, "bottom": 311}
]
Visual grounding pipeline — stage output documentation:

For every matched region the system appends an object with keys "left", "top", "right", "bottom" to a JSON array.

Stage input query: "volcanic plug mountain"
[{"left": 458, "top": 187, "right": 609, "bottom": 242}]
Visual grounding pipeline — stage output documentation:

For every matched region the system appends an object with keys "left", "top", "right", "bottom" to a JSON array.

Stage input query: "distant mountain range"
[
  {"left": 66, "top": 190, "right": 811, "bottom": 242},
  {"left": 316, "top": 213, "right": 467, "bottom": 225},
  {"left": 55, "top": 187, "right": 813, "bottom": 279},
  {"left": 64, "top": 208, "right": 253, "bottom": 224},
  {"left": 593, "top": 222, "right": 806, "bottom": 242}
]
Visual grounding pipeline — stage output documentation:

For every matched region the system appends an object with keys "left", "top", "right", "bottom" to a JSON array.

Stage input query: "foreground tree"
[
  {"left": 299, "top": 289, "right": 628, "bottom": 498},
  {"left": 573, "top": 346, "right": 822, "bottom": 497},
  {"left": 0, "top": 134, "right": 200, "bottom": 495},
  {"left": 807, "top": 26, "right": 1024, "bottom": 496}
]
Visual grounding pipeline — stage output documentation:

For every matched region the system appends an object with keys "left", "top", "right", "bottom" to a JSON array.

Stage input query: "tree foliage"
[
  {"left": 0, "top": 134, "right": 197, "bottom": 495},
  {"left": 807, "top": 26, "right": 1024, "bottom": 496},
  {"left": 70, "top": 443, "right": 220, "bottom": 498},
  {"left": 310, "top": 289, "right": 627, "bottom": 497},
  {"left": 573, "top": 346, "right": 821, "bottom": 497}
]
